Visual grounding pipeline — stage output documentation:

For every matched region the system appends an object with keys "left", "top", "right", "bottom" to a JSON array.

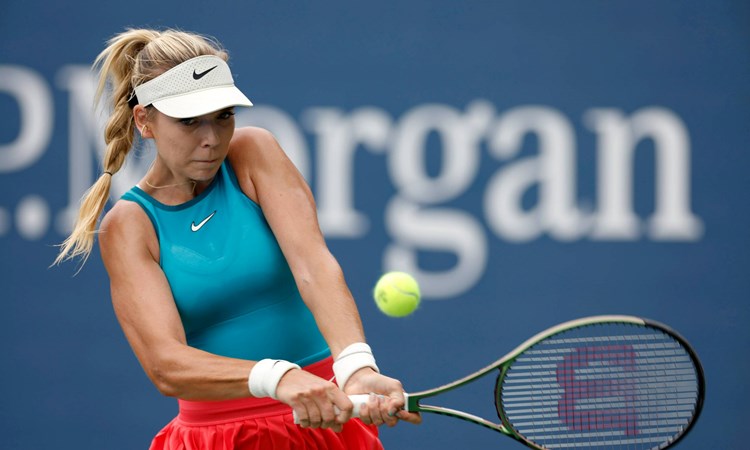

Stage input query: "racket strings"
[{"left": 499, "top": 323, "right": 701, "bottom": 450}]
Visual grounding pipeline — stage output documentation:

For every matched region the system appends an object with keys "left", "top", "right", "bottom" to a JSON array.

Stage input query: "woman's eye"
[
  {"left": 219, "top": 110, "right": 235, "bottom": 120},
  {"left": 179, "top": 118, "right": 196, "bottom": 126}
]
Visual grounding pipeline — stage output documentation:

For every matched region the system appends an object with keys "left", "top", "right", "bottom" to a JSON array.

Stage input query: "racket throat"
[
  {"left": 403, "top": 392, "right": 419, "bottom": 412},
  {"left": 403, "top": 392, "right": 512, "bottom": 436}
]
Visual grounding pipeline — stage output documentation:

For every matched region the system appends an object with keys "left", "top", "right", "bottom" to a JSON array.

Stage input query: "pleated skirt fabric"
[{"left": 149, "top": 357, "right": 382, "bottom": 450}]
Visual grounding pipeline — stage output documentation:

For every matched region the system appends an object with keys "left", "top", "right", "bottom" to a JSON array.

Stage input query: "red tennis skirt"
[{"left": 149, "top": 357, "right": 383, "bottom": 450}]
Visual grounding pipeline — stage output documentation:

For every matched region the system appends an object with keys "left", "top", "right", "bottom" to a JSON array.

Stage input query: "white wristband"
[
  {"left": 333, "top": 343, "right": 380, "bottom": 390},
  {"left": 248, "top": 359, "right": 300, "bottom": 399}
]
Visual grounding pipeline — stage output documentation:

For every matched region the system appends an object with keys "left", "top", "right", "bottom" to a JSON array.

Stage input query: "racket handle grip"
[{"left": 292, "top": 394, "right": 370, "bottom": 424}]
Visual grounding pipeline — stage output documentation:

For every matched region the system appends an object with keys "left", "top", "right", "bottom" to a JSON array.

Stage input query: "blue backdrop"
[{"left": 1, "top": 1, "right": 748, "bottom": 448}]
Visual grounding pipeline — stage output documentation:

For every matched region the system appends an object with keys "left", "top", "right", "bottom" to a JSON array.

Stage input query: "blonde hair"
[{"left": 54, "top": 28, "right": 228, "bottom": 266}]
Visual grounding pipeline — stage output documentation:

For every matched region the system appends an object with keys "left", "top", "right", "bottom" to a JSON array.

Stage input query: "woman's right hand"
[{"left": 275, "top": 369, "right": 354, "bottom": 432}]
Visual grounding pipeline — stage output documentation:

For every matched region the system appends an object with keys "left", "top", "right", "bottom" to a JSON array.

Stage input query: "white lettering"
[
  {"left": 386, "top": 101, "right": 493, "bottom": 296},
  {"left": 384, "top": 197, "right": 487, "bottom": 299},
  {"left": 303, "top": 107, "right": 392, "bottom": 237},
  {"left": 390, "top": 101, "right": 493, "bottom": 202},
  {"left": 632, "top": 108, "right": 704, "bottom": 240},
  {"left": 585, "top": 108, "right": 703, "bottom": 240},
  {"left": 485, "top": 106, "right": 588, "bottom": 242},
  {"left": 16, "top": 195, "right": 50, "bottom": 240},
  {"left": 584, "top": 109, "right": 639, "bottom": 239},
  {"left": 0, "top": 65, "right": 53, "bottom": 172},
  {"left": 2, "top": 62, "right": 705, "bottom": 300}
]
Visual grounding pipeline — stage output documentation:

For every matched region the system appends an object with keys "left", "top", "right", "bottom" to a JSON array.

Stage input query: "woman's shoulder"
[
  {"left": 98, "top": 198, "right": 160, "bottom": 275},
  {"left": 99, "top": 198, "right": 157, "bottom": 251},
  {"left": 228, "top": 126, "right": 287, "bottom": 176},
  {"left": 102, "top": 197, "right": 149, "bottom": 226},
  {"left": 230, "top": 126, "right": 278, "bottom": 152},
  {"left": 226, "top": 126, "right": 305, "bottom": 204}
]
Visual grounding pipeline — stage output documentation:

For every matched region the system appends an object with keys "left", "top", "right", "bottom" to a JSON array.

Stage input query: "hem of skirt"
[{"left": 175, "top": 408, "right": 293, "bottom": 427}]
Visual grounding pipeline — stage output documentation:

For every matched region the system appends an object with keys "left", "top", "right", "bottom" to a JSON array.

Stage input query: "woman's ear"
[{"left": 133, "top": 105, "right": 153, "bottom": 138}]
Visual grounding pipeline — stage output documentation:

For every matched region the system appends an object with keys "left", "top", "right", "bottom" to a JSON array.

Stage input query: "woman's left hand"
[{"left": 343, "top": 368, "right": 423, "bottom": 427}]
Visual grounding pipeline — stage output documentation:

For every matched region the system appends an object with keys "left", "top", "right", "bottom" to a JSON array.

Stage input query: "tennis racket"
[{"left": 343, "top": 315, "right": 704, "bottom": 449}]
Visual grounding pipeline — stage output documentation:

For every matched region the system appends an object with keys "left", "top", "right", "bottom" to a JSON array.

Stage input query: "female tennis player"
[{"left": 55, "top": 28, "right": 420, "bottom": 449}]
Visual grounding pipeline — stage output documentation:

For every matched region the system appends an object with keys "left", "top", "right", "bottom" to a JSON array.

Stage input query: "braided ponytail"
[{"left": 54, "top": 28, "right": 227, "bottom": 266}]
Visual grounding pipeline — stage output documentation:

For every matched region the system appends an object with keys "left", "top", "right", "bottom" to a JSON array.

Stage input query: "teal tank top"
[{"left": 121, "top": 161, "right": 330, "bottom": 366}]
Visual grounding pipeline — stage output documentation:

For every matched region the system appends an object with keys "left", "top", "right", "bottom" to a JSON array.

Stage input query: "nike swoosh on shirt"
[
  {"left": 191, "top": 211, "right": 216, "bottom": 232},
  {"left": 193, "top": 66, "right": 218, "bottom": 80}
]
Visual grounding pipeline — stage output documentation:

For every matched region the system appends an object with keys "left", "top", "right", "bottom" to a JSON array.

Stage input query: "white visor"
[{"left": 134, "top": 55, "right": 252, "bottom": 118}]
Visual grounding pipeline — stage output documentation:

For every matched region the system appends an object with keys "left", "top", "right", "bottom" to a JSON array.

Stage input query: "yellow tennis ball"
[{"left": 373, "top": 272, "right": 421, "bottom": 317}]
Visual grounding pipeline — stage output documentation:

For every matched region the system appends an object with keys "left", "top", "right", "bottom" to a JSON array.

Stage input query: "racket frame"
[{"left": 402, "top": 315, "right": 705, "bottom": 449}]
